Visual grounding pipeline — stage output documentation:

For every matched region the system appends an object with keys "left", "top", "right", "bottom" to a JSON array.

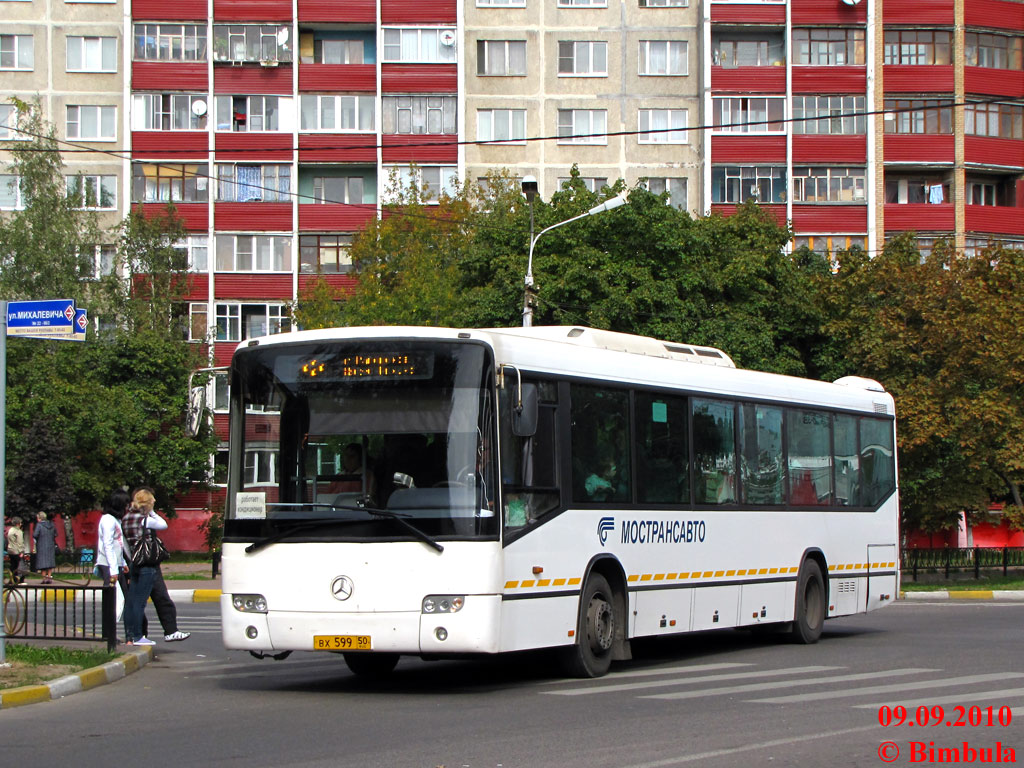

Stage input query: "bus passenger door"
[{"left": 866, "top": 544, "right": 897, "bottom": 610}]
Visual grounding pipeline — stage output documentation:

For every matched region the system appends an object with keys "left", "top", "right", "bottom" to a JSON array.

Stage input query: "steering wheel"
[{"left": 434, "top": 465, "right": 474, "bottom": 488}]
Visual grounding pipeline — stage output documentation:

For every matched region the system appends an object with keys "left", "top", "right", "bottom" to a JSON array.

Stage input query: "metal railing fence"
[
  {"left": 2, "top": 584, "right": 117, "bottom": 651},
  {"left": 901, "top": 547, "right": 1024, "bottom": 581}
]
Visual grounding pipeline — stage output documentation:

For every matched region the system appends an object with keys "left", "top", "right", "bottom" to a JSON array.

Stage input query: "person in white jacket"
[{"left": 95, "top": 489, "right": 130, "bottom": 588}]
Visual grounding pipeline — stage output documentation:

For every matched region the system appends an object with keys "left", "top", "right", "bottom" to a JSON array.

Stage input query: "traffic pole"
[{"left": 1, "top": 299, "right": 7, "bottom": 665}]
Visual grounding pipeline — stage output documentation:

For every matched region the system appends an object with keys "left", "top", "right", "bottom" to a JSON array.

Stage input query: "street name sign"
[{"left": 6, "top": 299, "right": 76, "bottom": 336}]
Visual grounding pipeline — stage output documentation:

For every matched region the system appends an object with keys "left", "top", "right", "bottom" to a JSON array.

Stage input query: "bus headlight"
[
  {"left": 232, "top": 593, "right": 268, "bottom": 613},
  {"left": 422, "top": 595, "right": 465, "bottom": 614}
]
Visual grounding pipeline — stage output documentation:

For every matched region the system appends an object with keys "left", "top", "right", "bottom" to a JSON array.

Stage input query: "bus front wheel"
[
  {"left": 791, "top": 560, "right": 825, "bottom": 644},
  {"left": 344, "top": 652, "right": 400, "bottom": 679},
  {"left": 560, "top": 573, "right": 616, "bottom": 678}
]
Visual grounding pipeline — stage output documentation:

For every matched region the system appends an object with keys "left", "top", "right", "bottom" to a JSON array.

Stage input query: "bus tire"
[
  {"left": 344, "top": 652, "right": 400, "bottom": 678},
  {"left": 791, "top": 560, "right": 825, "bottom": 644},
  {"left": 560, "top": 573, "right": 616, "bottom": 678}
]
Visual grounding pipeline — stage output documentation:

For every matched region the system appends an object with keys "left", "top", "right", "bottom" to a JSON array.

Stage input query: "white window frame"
[
  {"left": 712, "top": 165, "right": 788, "bottom": 204},
  {"left": 300, "top": 95, "right": 375, "bottom": 132},
  {"left": 792, "top": 95, "right": 866, "bottom": 135},
  {"left": 476, "top": 109, "right": 527, "bottom": 144},
  {"left": 382, "top": 95, "right": 457, "bottom": 135},
  {"left": 66, "top": 174, "right": 118, "bottom": 209},
  {"left": 212, "top": 24, "right": 292, "bottom": 64},
  {"left": 792, "top": 166, "right": 866, "bottom": 203},
  {"left": 215, "top": 302, "right": 291, "bottom": 341},
  {"left": 477, "top": 0, "right": 526, "bottom": 6},
  {"left": 477, "top": 40, "right": 527, "bottom": 76},
  {"left": 0, "top": 34, "right": 34, "bottom": 70},
  {"left": 639, "top": 0, "right": 688, "bottom": 6},
  {"left": 174, "top": 235, "right": 209, "bottom": 272},
  {"left": 558, "top": 41, "right": 608, "bottom": 76},
  {"left": 66, "top": 36, "right": 117, "bottom": 73},
  {"left": 558, "top": 176, "right": 608, "bottom": 194},
  {"left": 0, "top": 103, "right": 27, "bottom": 140},
  {"left": 558, "top": 0, "right": 607, "bottom": 7},
  {"left": 712, "top": 97, "right": 786, "bottom": 134},
  {"left": 133, "top": 24, "right": 207, "bottom": 62},
  {"left": 639, "top": 40, "right": 688, "bottom": 76},
  {"left": 382, "top": 28, "right": 457, "bottom": 64},
  {"left": 557, "top": 109, "right": 608, "bottom": 145},
  {"left": 214, "top": 235, "right": 293, "bottom": 272},
  {"left": 66, "top": 105, "right": 117, "bottom": 141},
  {"left": 214, "top": 95, "right": 292, "bottom": 133},
  {"left": 215, "top": 164, "right": 292, "bottom": 203},
  {"left": 0, "top": 174, "right": 24, "bottom": 209},
  {"left": 638, "top": 108, "right": 689, "bottom": 144},
  {"left": 311, "top": 175, "right": 365, "bottom": 204},
  {"left": 132, "top": 94, "right": 208, "bottom": 131},
  {"left": 383, "top": 165, "right": 459, "bottom": 203},
  {"left": 79, "top": 244, "right": 116, "bottom": 279},
  {"left": 644, "top": 177, "right": 688, "bottom": 209}
]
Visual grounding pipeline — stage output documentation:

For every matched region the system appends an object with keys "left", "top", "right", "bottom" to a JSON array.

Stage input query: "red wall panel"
[
  {"left": 213, "top": 0, "right": 292, "bottom": 22},
  {"left": 711, "top": 135, "right": 786, "bottom": 163},
  {"left": 140, "top": 202, "right": 209, "bottom": 232},
  {"left": 381, "top": 0, "right": 457, "bottom": 24},
  {"left": 213, "top": 343, "right": 239, "bottom": 366},
  {"left": 214, "top": 65, "right": 293, "bottom": 95},
  {"left": 133, "top": 62, "right": 208, "bottom": 91},
  {"left": 382, "top": 134, "right": 458, "bottom": 163},
  {"left": 711, "top": 66, "right": 786, "bottom": 94},
  {"left": 792, "top": 135, "right": 866, "bottom": 164},
  {"left": 792, "top": 66, "right": 866, "bottom": 94},
  {"left": 132, "top": 131, "right": 208, "bottom": 158},
  {"left": 883, "top": 0, "right": 954, "bottom": 25},
  {"left": 215, "top": 202, "right": 293, "bottom": 230},
  {"left": 883, "top": 65, "right": 954, "bottom": 94},
  {"left": 213, "top": 274, "right": 293, "bottom": 299},
  {"left": 299, "top": 64, "right": 376, "bottom": 92},
  {"left": 298, "top": 204, "right": 377, "bottom": 231},
  {"left": 299, "top": 134, "right": 377, "bottom": 163},
  {"left": 133, "top": 0, "right": 208, "bottom": 20},
  {"left": 710, "top": 3, "right": 785, "bottom": 24},
  {"left": 965, "top": 137, "right": 1024, "bottom": 169},
  {"left": 298, "top": 0, "right": 375, "bottom": 22},
  {"left": 884, "top": 134, "right": 955, "bottom": 164},
  {"left": 883, "top": 203, "right": 955, "bottom": 232},
  {"left": 791, "top": 205, "right": 867, "bottom": 233},
  {"left": 215, "top": 133, "right": 292, "bottom": 160},
  {"left": 965, "top": 68, "right": 1024, "bottom": 99},
  {"left": 381, "top": 64, "right": 458, "bottom": 93},
  {"left": 966, "top": 206, "right": 1024, "bottom": 236},
  {"left": 791, "top": 0, "right": 865, "bottom": 25},
  {"left": 966, "top": 0, "right": 1024, "bottom": 32},
  {"left": 177, "top": 273, "right": 210, "bottom": 301},
  {"left": 711, "top": 203, "right": 787, "bottom": 226},
  {"left": 299, "top": 274, "right": 358, "bottom": 294}
]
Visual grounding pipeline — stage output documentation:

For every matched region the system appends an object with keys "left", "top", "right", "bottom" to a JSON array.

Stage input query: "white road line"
[
  {"left": 640, "top": 668, "right": 937, "bottom": 701},
  {"left": 853, "top": 688, "right": 1024, "bottom": 710},
  {"left": 748, "top": 672, "right": 1024, "bottom": 705},
  {"left": 535, "top": 661, "right": 752, "bottom": 685},
  {"left": 545, "top": 665, "right": 843, "bottom": 696}
]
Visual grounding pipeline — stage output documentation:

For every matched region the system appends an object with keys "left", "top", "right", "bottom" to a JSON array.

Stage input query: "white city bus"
[{"left": 220, "top": 325, "right": 898, "bottom": 678}]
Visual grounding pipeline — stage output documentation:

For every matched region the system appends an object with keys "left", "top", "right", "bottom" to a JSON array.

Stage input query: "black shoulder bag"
[{"left": 132, "top": 528, "right": 170, "bottom": 568}]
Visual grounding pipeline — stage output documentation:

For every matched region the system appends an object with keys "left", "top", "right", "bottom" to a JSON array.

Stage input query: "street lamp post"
[{"left": 521, "top": 188, "right": 627, "bottom": 328}]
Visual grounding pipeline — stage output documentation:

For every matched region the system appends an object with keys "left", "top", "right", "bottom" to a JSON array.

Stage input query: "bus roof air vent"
[{"left": 833, "top": 375, "right": 887, "bottom": 393}]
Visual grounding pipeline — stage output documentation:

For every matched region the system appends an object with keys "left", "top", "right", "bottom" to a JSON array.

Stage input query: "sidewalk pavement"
[
  {"left": 165, "top": 577, "right": 223, "bottom": 604},
  {"left": 900, "top": 589, "right": 1024, "bottom": 601}
]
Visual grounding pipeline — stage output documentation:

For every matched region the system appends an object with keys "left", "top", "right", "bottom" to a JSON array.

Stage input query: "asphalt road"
[{"left": 2, "top": 600, "right": 1022, "bottom": 768}]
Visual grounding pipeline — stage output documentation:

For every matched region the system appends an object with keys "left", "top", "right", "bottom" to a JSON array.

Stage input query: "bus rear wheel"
[
  {"left": 791, "top": 560, "right": 825, "bottom": 644},
  {"left": 560, "top": 573, "right": 616, "bottom": 678},
  {"left": 344, "top": 652, "right": 400, "bottom": 679}
]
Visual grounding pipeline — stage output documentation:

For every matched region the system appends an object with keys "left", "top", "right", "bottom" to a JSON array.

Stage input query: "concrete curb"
[
  {"left": 900, "top": 590, "right": 1024, "bottom": 601},
  {"left": 0, "top": 645, "right": 154, "bottom": 710},
  {"left": 168, "top": 589, "right": 222, "bottom": 603}
]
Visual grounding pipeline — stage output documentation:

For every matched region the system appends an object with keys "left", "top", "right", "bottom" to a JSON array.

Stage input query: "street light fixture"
[{"left": 521, "top": 189, "right": 627, "bottom": 327}]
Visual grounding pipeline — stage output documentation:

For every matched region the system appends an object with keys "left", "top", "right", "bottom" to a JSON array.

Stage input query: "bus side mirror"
[
  {"left": 513, "top": 383, "right": 538, "bottom": 437},
  {"left": 186, "top": 385, "right": 206, "bottom": 438}
]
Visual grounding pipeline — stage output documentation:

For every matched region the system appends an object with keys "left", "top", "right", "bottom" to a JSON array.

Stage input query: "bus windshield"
[{"left": 227, "top": 339, "right": 498, "bottom": 539}]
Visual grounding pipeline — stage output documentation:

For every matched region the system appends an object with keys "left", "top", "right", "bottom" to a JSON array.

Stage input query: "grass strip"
[{"left": 1, "top": 643, "right": 119, "bottom": 690}]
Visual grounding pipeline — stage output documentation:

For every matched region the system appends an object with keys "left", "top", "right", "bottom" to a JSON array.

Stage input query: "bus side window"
[
  {"left": 635, "top": 392, "right": 689, "bottom": 504},
  {"left": 501, "top": 381, "right": 559, "bottom": 528},
  {"left": 693, "top": 398, "right": 737, "bottom": 505},
  {"left": 570, "top": 385, "right": 630, "bottom": 504}
]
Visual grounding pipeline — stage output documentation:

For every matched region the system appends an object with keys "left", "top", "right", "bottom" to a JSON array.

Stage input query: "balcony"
[
  {"left": 298, "top": 63, "right": 376, "bottom": 92},
  {"left": 792, "top": 66, "right": 865, "bottom": 94},
  {"left": 298, "top": 134, "right": 377, "bottom": 163},
  {"left": 964, "top": 68, "right": 1024, "bottom": 99},
  {"left": 298, "top": 0, "right": 375, "bottom": 22},
  {"left": 966, "top": 205, "right": 1024, "bottom": 236},
  {"left": 883, "top": 66, "right": 954, "bottom": 95},
  {"left": 884, "top": 203, "right": 954, "bottom": 232},
  {"left": 711, "top": 66, "right": 786, "bottom": 94},
  {"left": 884, "top": 135, "right": 955, "bottom": 165}
]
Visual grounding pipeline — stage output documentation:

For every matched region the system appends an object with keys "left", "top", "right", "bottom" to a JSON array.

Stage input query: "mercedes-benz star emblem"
[{"left": 331, "top": 575, "right": 354, "bottom": 601}]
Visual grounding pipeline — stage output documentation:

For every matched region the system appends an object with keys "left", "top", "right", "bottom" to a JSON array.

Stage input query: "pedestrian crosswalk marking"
[
  {"left": 852, "top": 688, "right": 1024, "bottom": 711},
  {"left": 535, "top": 661, "right": 752, "bottom": 686},
  {"left": 748, "top": 672, "right": 1024, "bottom": 704},
  {"left": 546, "top": 665, "right": 843, "bottom": 697}
]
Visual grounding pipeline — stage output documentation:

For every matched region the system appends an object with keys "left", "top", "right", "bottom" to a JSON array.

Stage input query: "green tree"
[{"left": 293, "top": 277, "right": 346, "bottom": 331}]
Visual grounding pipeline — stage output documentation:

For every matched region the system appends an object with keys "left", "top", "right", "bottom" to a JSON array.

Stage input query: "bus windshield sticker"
[{"left": 236, "top": 492, "right": 267, "bottom": 519}]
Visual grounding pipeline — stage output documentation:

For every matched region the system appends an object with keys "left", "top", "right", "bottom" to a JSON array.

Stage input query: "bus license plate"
[{"left": 313, "top": 635, "right": 371, "bottom": 651}]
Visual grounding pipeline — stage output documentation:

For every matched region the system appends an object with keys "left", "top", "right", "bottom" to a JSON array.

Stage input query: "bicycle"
[
  {"left": 53, "top": 547, "right": 95, "bottom": 586},
  {"left": 2, "top": 580, "right": 27, "bottom": 635}
]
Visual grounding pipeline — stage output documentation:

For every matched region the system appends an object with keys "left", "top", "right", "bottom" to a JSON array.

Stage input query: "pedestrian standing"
[
  {"left": 33, "top": 511, "right": 58, "bottom": 584},
  {"left": 96, "top": 489, "right": 130, "bottom": 629},
  {"left": 6, "top": 518, "right": 27, "bottom": 584}
]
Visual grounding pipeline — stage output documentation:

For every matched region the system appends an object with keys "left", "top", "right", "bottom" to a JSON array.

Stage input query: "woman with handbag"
[{"left": 122, "top": 488, "right": 190, "bottom": 645}]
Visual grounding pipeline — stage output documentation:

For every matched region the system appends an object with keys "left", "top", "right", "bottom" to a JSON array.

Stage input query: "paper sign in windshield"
[{"left": 236, "top": 492, "right": 267, "bottom": 519}]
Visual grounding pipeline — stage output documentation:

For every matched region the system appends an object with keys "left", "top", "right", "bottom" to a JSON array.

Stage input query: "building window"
[
  {"left": 883, "top": 30, "right": 951, "bottom": 66},
  {"left": 965, "top": 32, "right": 1023, "bottom": 70},
  {"left": 558, "top": 176, "right": 608, "bottom": 194},
  {"left": 173, "top": 235, "right": 209, "bottom": 272},
  {"left": 792, "top": 235, "right": 865, "bottom": 255},
  {"left": 383, "top": 165, "right": 458, "bottom": 202},
  {"left": 66, "top": 105, "right": 116, "bottom": 140},
  {"left": 793, "top": 28, "right": 865, "bottom": 66},
  {"left": 300, "top": 37, "right": 364, "bottom": 65},
  {"left": 792, "top": 167, "right": 865, "bottom": 203},
  {"left": 78, "top": 245, "right": 116, "bottom": 279},
  {"left": 557, "top": 109, "right": 608, "bottom": 145},
  {"left": 300, "top": 234, "right": 353, "bottom": 274},
  {"left": 638, "top": 109, "right": 688, "bottom": 143},
  {"left": 712, "top": 36, "right": 784, "bottom": 68},
  {"left": 215, "top": 302, "right": 291, "bottom": 342},
  {"left": 66, "top": 174, "right": 117, "bottom": 209},
  {"left": 639, "top": 40, "right": 688, "bottom": 75},
  {"left": 0, "top": 175, "right": 24, "bottom": 209},
  {"left": 965, "top": 102, "right": 1023, "bottom": 140},
  {"left": 640, "top": 0, "right": 687, "bottom": 6},
  {"left": 132, "top": 163, "right": 209, "bottom": 203},
  {"left": 0, "top": 34, "right": 33, "bottom": 70},
  {"left": 382, "top": 96, "right": 456, "bottom": 135},
  {"left": 132, "top": 94, "right": 208, "bottom": 131},
  {"left": 711, "top": 166, "right": 787, "bottom": 204},
  {"left": 212, "top": 371, "right": 229, "bottom": 411},
  {"left": 311, "top": 175, "right": 364, "bottom": 204},
  {"left": 477, "top": 0, "right": 526, "bottom": 6},
  {"left": 558, "top": 0, "right": 606, "bottom": 6},
  {"left": 477, "top": 40, "right": 527, "bottom": 75},
  {"left": 215, "top": 235, "right": 292, "bottom": 272},
  {"left": 644, "top": 177, "right": 687, "bottom": 209},
  {"left": 713, "top": 97, "right": 784, "bottom": 133},
  {"left": 793, "top": 96, "right": 866, "bottom": 135},
  {"left": 66, "top": 36, "right": 117, "bottom": 72},
  {"left": 215, "top": 95, "right": 289, "bottom": 132},
  {"left": 0, "top": 104, "right": 27, "bottom": 140},
  {"left": 212, "top": 25, "right": 292, "bottom": 64},
  {"left": 188, "top": 303, "right": 208, "bottom": 342},
  {"left": 134, "top": 24, "right": 207, "bottom": 61},
  {"left": 558, "top": 41, "right": 608, "bottom": 76},
  {"left": 967, "top": 180, "right": 996, "bottom": 206},
  {"left": 477, "top": 109, "right": 527, "bottom": 143},
  {"left": 382, "top": 28, "right": 457, "bottom": 63},
  {"left": 216, "top": 164, "right": 291, "bottom": 202},
  {"left": 884, "top": 176, "right": 951, "bottom": 205},
  {"left": 883, "top": 99, "right": 953, "bottom": 134},
  {"left": 301, "top": 95, "right": 375, "bottom": 132}
]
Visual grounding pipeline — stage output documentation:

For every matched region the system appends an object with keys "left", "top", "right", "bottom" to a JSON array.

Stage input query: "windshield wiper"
[
  {"left": 359, "top": 506, "right": 444, "bottom": 553},
  {"left": 244, "top": 519, "right": 346, "bottom": 554}
]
